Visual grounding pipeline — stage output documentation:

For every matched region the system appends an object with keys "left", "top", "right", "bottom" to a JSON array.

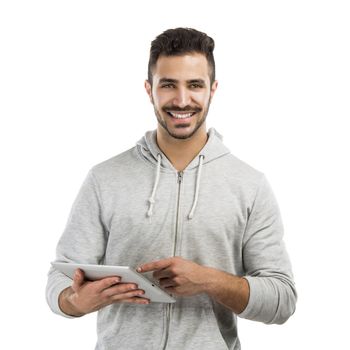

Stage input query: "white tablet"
[{"left": 51, "top": 262, "right": 176, "bottom": 303}]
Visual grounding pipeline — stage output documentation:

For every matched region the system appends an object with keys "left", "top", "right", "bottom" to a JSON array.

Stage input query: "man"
[{"left": 46, "top": 27, "right": 297, "bottom": 349}]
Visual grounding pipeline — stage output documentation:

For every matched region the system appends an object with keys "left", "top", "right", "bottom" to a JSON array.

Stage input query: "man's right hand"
[{"left": 58, "top": 268, "right": 150, "bottom": 317}]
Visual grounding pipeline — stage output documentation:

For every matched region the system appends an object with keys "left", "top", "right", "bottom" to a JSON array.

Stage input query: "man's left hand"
[{"left": 137, "top": 257, "right": 210, "bottom": 296}]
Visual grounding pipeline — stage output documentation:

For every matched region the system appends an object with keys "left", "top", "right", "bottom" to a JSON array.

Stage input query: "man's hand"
[
  {"left": 137, "top": 256, "right": 210, "bottom": 296},
  {"left": 59, "top": 268, "right": 150, "bottom": 317},
  {"left": 138, "top": 257, "right": 249, "bottom": 314}
]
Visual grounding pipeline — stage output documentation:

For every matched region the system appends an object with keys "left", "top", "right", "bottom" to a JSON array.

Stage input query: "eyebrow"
[{"left": 159, "top": 78, "right": 206, "bottom": 85}]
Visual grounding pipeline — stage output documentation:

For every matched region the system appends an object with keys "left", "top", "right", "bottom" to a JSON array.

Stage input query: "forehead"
[{"left": 153, "top": 53, "right": 210, "bottom": 83}]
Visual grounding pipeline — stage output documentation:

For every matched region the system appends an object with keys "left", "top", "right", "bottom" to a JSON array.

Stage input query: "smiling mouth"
[{"left": 166, "top": 111, "right": 197, "bottom": 119}]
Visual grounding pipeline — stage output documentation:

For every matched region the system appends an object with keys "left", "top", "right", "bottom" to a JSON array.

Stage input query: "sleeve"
[
  {"left": 238, "top": 174, "right": 297, "bottom": 324},
  {"left": 45, "top": 168, "right": 109, "bottom": 318}
]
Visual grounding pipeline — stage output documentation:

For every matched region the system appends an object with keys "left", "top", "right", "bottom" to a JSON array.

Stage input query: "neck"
[{"left": 156, "top": 124, "right": 208, "bottom": 172}]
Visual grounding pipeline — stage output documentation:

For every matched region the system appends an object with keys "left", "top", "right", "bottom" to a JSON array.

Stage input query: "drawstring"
[
  {"left": 146, "top": 153, "right": 204, "bottom": 219},
  {"left": 188, "top": 155, "right": 204, "bottom": 220},
  {"left": 147, "top": 153, "right": 162, "bottom": 217}
]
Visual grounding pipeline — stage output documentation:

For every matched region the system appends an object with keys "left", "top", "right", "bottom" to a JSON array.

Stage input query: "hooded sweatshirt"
[{"left": 46, "top": 127, "right": 297, "bottom": 350}]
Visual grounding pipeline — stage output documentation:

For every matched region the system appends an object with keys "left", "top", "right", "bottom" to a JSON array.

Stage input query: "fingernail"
[{"left": 136, "top": 267, "right": 142, "bottom": 272}]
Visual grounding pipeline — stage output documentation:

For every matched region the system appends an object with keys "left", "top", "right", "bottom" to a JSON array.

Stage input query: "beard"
[{"left": 153, "top": 97, "right": 212, "bottom": 140}]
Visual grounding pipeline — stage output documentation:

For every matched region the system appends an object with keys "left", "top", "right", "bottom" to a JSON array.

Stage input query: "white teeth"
[{"left": 169, "top": 112, "right": 194, "bottom": 119}]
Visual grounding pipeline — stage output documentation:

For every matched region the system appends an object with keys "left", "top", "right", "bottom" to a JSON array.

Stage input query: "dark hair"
[{"left": 148, "top": 27, "right": 215, "bottom": 86}]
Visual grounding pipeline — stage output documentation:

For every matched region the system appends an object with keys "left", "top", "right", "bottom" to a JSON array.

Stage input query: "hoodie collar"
[{"left": 136, "top": 127, "right": 231, "bottom": 172}]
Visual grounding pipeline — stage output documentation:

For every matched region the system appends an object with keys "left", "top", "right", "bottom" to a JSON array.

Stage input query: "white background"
[{"left": 1, "top": 0, "right": 349, "bottom": 349}]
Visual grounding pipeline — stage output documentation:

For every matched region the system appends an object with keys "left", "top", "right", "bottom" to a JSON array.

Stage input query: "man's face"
[{"left": 145, "top": 53, "right": 218, "bottom": 140}]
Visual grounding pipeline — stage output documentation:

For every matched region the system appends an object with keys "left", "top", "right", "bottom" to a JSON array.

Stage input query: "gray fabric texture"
[{"left": 46, "top": 127, "right": 297, "bottom": 350}]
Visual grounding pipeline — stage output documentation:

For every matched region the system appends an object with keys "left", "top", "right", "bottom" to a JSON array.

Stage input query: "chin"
[{"left": 169, "top": 125, "right": 202, "bottom": 140}]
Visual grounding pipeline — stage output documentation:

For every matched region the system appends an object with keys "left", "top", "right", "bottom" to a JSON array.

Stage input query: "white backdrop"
[{"left": 1, "top": 1, "right": 349, "bottom": 349}]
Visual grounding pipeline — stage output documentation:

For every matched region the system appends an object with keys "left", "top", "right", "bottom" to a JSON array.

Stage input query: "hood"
[
  {"left": 136, "top": 127, "right": 230, "bottom": 170},
  {"left": 136, "top": 127, "right": 231, "bottom": 219}
]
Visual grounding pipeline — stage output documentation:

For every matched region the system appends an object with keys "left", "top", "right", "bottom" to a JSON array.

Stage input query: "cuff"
[
  {"left": 46, "top": 276, "right": 77, "bottom": 319},
  {"left": 237, "top": 276, "right": 263, "bottom": 320}
]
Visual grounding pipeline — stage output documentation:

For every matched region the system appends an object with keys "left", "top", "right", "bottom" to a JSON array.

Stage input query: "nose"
[{"left": 172, "top": 86, "right": 191, "bottom": 108}]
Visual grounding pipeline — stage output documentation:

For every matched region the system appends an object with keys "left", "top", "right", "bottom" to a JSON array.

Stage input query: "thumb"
[{"left": 72, "top": 268, "right": 85, "bottom": 291}]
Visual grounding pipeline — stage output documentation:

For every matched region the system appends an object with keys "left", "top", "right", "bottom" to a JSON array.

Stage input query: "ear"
[
  {"left": 210, "top": 80, "right": 218, "bottom": 99},
  {"left": 144, "top": 80, "right": 153, "bottom": 104}
]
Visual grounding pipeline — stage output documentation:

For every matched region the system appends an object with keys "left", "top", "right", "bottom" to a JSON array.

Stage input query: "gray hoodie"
[{"left": 46, "top": 127, "right": 297, "bottom": 350}]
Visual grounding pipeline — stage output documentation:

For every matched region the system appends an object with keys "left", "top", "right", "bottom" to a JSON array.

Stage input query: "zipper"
[
  {"left": 162, "top": 171, "right": 183, "bottom": 350},
  {"left": 173, "top": 171, "right": 183, "bottom": 256}
]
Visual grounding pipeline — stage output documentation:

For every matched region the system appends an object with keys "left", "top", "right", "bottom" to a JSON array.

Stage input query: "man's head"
[
  {"left": 145, "top": 28, "right": 218, "bottom": 140},
  {"left": 147, "top": 27, "right": 216, "bottom": 88}
]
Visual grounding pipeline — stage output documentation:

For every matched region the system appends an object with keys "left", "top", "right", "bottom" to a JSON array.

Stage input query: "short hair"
[{"left": 148, "top": 27, "right": 215, "bottom": 86}]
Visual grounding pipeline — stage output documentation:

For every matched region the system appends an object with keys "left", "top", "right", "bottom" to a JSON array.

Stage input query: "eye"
[
  {"left": 189, "top": 84, "right": 203, "bottom": 89},
  {"left": 161, "top": 84, "right": 175, "bottom": 88}
]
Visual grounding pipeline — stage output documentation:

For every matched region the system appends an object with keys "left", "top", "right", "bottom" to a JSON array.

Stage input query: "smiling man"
[
  {"left": 46, "top": 28, "right": 297, "bottom": 350},
  {"left": 146, "top": 51, "right": 218, "bottom": 172}
]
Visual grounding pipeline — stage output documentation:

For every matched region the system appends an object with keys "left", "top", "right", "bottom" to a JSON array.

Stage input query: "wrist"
[
  {"left": 59, "top": 287, "right": 85, "bottom": 317},
  {"left": 203, "top": 268, "right": 250, "bottom": 314},
  {"left": 201, "top": 266, "right": 221, "bottom": 295}
]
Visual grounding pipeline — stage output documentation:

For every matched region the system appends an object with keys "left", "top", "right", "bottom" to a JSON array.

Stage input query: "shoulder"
[
  {"left": 88, "top": 146, "right": 140, "bottom": 181},
  {"left": 222, "top": 153, "right": 265, "bottom": 185}
]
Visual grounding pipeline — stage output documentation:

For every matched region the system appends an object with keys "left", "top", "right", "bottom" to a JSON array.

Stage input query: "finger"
[
  {"left": 153, "top": 268, "right": 174, "bottom": 280},
  {"left": 102, "top": 283, "right": 139, "bottom": 298},
  {"left": 109, "top": 289, "right": 146, "bottom": 301},
  {"left": 72, "top": 268, "right": 85, "bottom": 291},
  {"left": 137, "top": 258, "right": 172, "bottom": 273},
  {"left": 95, "top": 276, "right": 122, "bottom": 293},
  {"left": 158, "top": 278, "right": 177, "bottom": 288},
  {"left": 100, "top": 295, "right": 150, "bottom": 310},
  {"left": 119, "top": 297, "right": 150, "bottom": 305}
]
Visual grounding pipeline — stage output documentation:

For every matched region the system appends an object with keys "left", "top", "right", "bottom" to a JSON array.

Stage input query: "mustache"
[{"left": 162, "top": 106, "right": 202, "bottom": 113}]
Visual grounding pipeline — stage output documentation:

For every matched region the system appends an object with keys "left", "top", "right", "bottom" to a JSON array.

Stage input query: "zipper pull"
[{"left": 177, "top": 171, "right": 183, "bottom": 183}]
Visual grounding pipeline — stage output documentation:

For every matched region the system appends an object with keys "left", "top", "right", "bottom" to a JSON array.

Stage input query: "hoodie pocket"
[
  {"left": 167, "top": 299, "right": 229, "bottom": 350},
  {"left": 204, "top": 307, "right": 229, "bottom": 350}
]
